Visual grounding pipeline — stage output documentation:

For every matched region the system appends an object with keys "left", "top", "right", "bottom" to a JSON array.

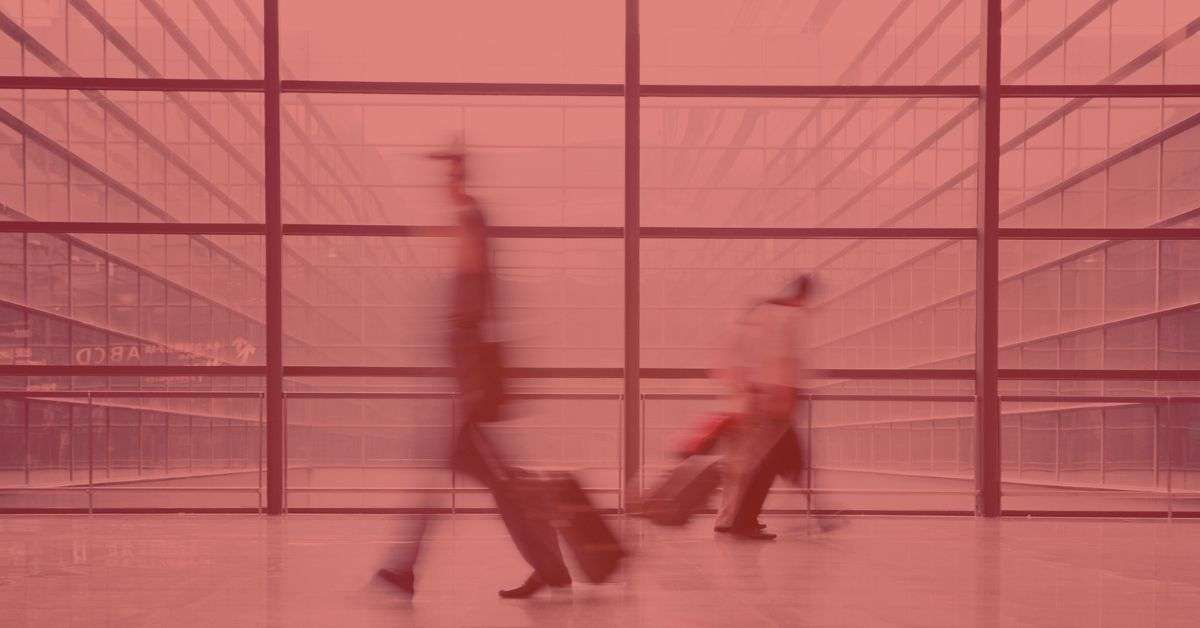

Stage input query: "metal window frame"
[{"left": 2, "top": 0, "right": 1198, "bottom": 517}]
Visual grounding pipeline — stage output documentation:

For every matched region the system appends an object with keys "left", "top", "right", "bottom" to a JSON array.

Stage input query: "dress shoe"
[
  {"left": 499, "top": 572, "right": 571, "bottom": 599},
  {"left": 715, "top": 521, "right": 767, "bottom": 533},
  {"left": 374, "top": 568, "right": 415, "bottom": 595},
  {"left": 729, "top": 528, "right": 777, "bottom": 541}
]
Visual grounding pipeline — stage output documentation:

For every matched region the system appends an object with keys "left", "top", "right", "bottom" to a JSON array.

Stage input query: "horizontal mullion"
[
  {"left": 641, "top": 368, "right": 974, "bottom": 380},
  {"left": 281, "top": 80, "right": 623, "bottom": 96},
  {"left": 0, "top": 221, "right": 265, "bottom": 235},
  {"left": 283, "top": 391, "right": 620, "bottom": 400},
  {"left": 0, "top": 365, "right": 264, "bottom": 376},
  {"left": 1001, "top": 369, "right": 1200, "bottom": 381},
  {"left": 8, "top": 225, "right": 1196, "bottom": 241},
  {"left": 0, "top": 76, "right": 264, "bottom": 92},
  {"left": 281, "top": 224, "right": 622, "bottom": 238},
  {"left": 1000, "top": 84, "right": 1200, "bottom": 98},
  {"left": 641, "top": 84, "right": 980, "bottom": 98},
  {"left": 0, "top": 390, "right": 261, "bottom": 399},
  {"left": 642, "top": 392, "right": 974, "bottom": 402},
  {"left": 283, "top": 366, "right": 623, "bottom": 379},
  {"left": 282, "top": 225, "right": 978, "bottom": 239},
  {"left": 641, "top": 226, "right": 976, "bottom": 239},
  {"left": 999, "top": 228, "right": 1200, "bottom": 240},
  {"left": 279, "top": 367, "right": 977, "bottom": 380},
  {"left": 1001, "top": 395, "right": 1200, "bottom": 404},
  {"left": 10, "top": 78, "right": 1195, "bottom": 99}
]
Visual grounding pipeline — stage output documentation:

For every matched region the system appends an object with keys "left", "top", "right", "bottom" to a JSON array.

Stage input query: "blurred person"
[
  {"left": 713, "top": 275, "right": 835, "bottom": 540},
  {"left": 375, "top": 141, "right": 573, "bottom": 598}
]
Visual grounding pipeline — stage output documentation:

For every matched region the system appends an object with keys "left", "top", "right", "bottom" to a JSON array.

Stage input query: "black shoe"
[
  {"left": 729, "top": 528, "right": 777, "bottom": 541},
  {"left": 715, "top": 521, "right": 767, "bottom": 533},
  {"left": 375, "top": 568, "right": 415, "bottom": 595},
  {"left": 499, "top": 573, "right": 568, "bottom": 599}
]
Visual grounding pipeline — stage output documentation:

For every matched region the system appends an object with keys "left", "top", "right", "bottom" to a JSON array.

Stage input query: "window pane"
[
  {"left": 280, "top": 94, "right": 622, "bottom": 226},
  {"left": 0, "top": 232, "right": 265, "bottom": 377},
  {"left": 643, "top": 97, "right": 979, "bottom": 227},
  {"left": 642, "top": 0, "right": 981, "bottom": 85},
  {"left": 643, "top": 391, "right": 975, "bottom": 512},
  {"left": 641, "top": 238, "right": 976, "bottom": 371},
  {"left": 0, "top": 89, "right": 265, "bottom": 222},
  {"left": 1000, "top": 98, "right": 1200, "bottom": 229},
  {"left": 0, "top": 393, "right": 263, "bottom": 510},
  {"left": 281, "top": 1, "right": 622, "bottom": 83},
  {"left": 1002, "top": 396, "right": 1200, "bottom": 514},
  {"left": 285, "top": 389, "right": 620, "bottom": 509},
  {"left": 0, "top": 1, "right": 263, "bottom": 79},
  {"left": 1000, "top": 240, "right": 1200, "bottom": 388},
  {"left": 283, "top": 236, "right": 622, "bottom": 368},
  {"left": 1002, "top": 0, "right": 1200, "bottom": 85}
]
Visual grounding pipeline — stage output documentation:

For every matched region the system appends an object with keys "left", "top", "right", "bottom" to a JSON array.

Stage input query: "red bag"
[{"left": 676, "top": 413, "right": 739, "bottom": 458}]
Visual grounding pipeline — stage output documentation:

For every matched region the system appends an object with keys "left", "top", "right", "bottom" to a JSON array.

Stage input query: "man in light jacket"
[{"left": 713, "top": 275, "right": 813, "bottom": 540}]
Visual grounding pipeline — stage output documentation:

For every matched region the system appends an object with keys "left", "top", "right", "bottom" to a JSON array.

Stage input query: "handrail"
[
  {"left": 283, "top": 391, "right": 622, "bottom": 400},
  {"left": 8, "top": 390, "right": 1198, "bottom": 403},
  {"left": 0, "top": 390, "right": 263, "bottom": 399},
  {"left": 641, "top": 393, "right": 975, "bottom": 402}
]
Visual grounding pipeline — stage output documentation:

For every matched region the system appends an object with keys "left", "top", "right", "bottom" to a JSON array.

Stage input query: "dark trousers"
[
  {"left": 392, "top": 424, "right": 570, "bottom": 586},
  {"left": 395, "top": 330, "right": 570, "bottom": 585},
  {"left": 452, "top": 423, "right": 571, "bottom": 585},
  {"left": 731, "top": 428, "right": 800, "bottom": 529}
]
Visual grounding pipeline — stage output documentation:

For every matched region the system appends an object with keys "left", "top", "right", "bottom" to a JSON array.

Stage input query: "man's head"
[
  {"left": 429, "top": 138, "right": 469, "bottom": 202},
  {"left": 778, "top": 273, "right": 814, "bottom": 307}
]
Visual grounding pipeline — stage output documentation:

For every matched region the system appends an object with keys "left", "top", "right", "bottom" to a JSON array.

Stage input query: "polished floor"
[{"left": 2, "top": 514, "right": 1199, "bottom": 627}]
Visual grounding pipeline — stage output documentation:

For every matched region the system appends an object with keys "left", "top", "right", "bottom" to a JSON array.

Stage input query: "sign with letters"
[{"left": 72, "top": 337, "right": 257, "bottom": 366}]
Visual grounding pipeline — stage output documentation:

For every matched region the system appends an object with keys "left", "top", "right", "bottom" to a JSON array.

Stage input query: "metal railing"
[
  {"left": 3, "top": 387, "right": 1198, "bottom": 515},
  {"left": 0, "top": 390, "right": 265, "bottom": 513}
]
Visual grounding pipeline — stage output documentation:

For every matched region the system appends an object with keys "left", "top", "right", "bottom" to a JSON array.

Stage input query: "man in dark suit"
[{"left": 375, "top": 142, "right": 571, "bottom": 599}]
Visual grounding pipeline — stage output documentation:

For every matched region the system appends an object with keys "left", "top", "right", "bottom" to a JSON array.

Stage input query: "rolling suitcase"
[
  {"left": 545, "top": 471, "right": 625, "bottom": 584},
  {"left": 643, "top": 454, "right": 722, "bottom": 526}
]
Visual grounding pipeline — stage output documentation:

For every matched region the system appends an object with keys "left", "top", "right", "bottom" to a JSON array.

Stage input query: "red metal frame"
[
  {"left": 12, "top": 222, "right": 1200, "bottom": 242},
  {"left": 639, "top": 227, "right": 978, "bottom": 239},
  {"left": 0, "top": 75, "right": 262, "bottom": 91},
  {"left": 0, "top": 391, "right": 262, "bottom": 399},
  {"left": 976, "top": 0, "right": 1003, "bottom": 517},
  {"left": 281, "top": 366, "right": 623, "bottom": 379},
  {"left": 641, "top": 368, "right": 975, "bottom": 380},
  {"left": 280, "top": 224, "right": 622, "bottom": 238},
  {"left": 0, "top": 365, "right": 263, "bottom": 377},
  {"left": 280, "top": 80, "right": 622, "bottom": 96},
  {"left": 1, "top": 0, "right": 1198, "bottom": 518},
  {"left": 624, "top": 0, "right": 643, "bottom": 496},
  {"left": 1001, "top": 369, "right": 1200, "bottom": 381},
  {"left": 1000, "top": 84, "right": 1200, "bottom": 98},
  {"left": 0, "top": 221, "right": 265, "bottom": 235},
  {"left": 263, "top": 0, "right": 285, "bottom": 515},
  {"left": 999, "top": 229, "right": 1200, "bottom": 240},
  {"left": 639, "top": 84, "right": 980, "bottom": 98}
]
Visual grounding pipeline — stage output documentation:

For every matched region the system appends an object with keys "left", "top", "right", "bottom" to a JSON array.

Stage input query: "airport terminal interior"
[{"left": 2, "top": 0, "right": 1200, "bottom": 625}]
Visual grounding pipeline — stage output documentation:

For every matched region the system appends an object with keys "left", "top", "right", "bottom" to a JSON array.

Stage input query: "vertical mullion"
[
  {"left": 975, "top": 0, "right": 1002, "bottom": 517},
  {"left": 622, "top": 0, "right": 641, "bottom": 508},
  {"left": 264, "top": 0, "right": 284, "bottom": 515}
]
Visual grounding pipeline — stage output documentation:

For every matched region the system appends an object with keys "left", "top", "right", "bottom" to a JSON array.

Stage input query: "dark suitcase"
[
  {"left": 545, "top": 471, "right": 625, "bottom": 584},
  {"left": 498, "top": 471, "right": 575, "bottom": 586},
  {"left": 644, "top": 455, "right": 722, "bottom": 526}
]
